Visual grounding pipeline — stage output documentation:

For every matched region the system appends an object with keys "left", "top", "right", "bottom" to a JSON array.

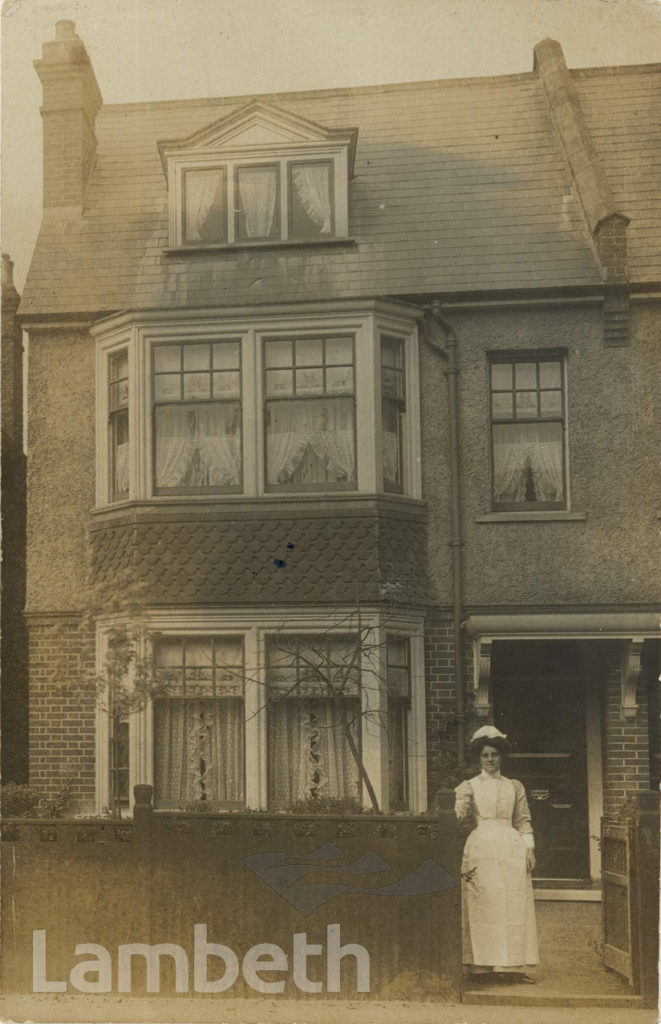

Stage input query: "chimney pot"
[{"left": 55, "top": 20, "right": 76, "bottom": 40}]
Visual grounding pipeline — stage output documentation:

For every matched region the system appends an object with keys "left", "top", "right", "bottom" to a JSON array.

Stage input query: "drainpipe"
[{"left": 420, "top": 300, "right": 465, "bottom": 768}]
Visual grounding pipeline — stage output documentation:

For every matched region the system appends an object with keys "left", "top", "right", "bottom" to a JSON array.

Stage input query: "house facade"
[{"left": 19, "top": 20, "right": 659, "bottom": 899}]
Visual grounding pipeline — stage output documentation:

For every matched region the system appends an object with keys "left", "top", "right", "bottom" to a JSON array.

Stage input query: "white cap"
[{"left": 471, "top": 725, "right": 508, "bottom": 742}]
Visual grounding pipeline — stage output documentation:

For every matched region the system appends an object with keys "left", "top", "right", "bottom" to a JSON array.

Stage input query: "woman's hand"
[{"left": 526, "top": 849, "right": 536, "bottom": 873}]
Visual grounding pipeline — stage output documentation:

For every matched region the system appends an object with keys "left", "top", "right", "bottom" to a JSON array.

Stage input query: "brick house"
[{"left": 18, "top": 18, "right": 659, "bottom": 929}]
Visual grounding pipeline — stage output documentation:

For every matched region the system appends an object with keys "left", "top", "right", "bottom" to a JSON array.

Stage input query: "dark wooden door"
[{"left": 492, "top": 640, "right": 590, "bottom": 881}]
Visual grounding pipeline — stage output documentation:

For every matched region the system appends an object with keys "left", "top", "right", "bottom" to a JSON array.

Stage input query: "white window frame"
[
  {"left": 93, "top": 302, "right": 422, "bottom": 507},
  {"left": 95, "top": 607, "right": 428, "bottom": 816},
  {"left": 168, "top": 146, "right": 350, "bottom": 248}
]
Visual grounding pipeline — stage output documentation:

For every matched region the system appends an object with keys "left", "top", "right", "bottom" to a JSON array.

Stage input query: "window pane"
[
  {"left": 264, "top": 340, "right": 292, "bottom": 368},
  {"left": 185, "top": 639, "right": 213, "bottom": 667},
  {"left": 515, "top": 391, "right": 538, "bottom": 418},
  {"left": 492, "top": 421, "right": 564, "bottom": 506},
  {"left": 154, "top": 698, "right": 244, "bottom": 806},
  {"left": 156, "top": 638, "right": 183, "bottom": 667},
  {"left": 212, "top": 371, "right": 240, "bottom": 399},
  {"left": 213, "top": 342, "right": 240, "bottom": 370},
  {"left": 295, "top": 338, "right": 322, "bottom": 366},
  {"left": 382, "top": 399, "right": 402, "bottom": 492},
  {"left": 326, "top": 337, "right": 353, "bottom": 365},
  {"left": 154, "top": 375, "right": 181, "bottom": 402},
  {"left": 236, "top": 165, "right": 279, "bottom": 240},
  {"left": 295, "top": 367, "right": 323, "bottom": 394},
  {"left": 183, "top": 373, "right": 211, "bottom": 400},
  {"left": 265, "top": 369, "right": 294, "bottom": 397},
  {"left": 183, "top": 344, "right": 210, "bottom": 371},
  {"left": 266, "top": 397, "right": 355, "bottom": 488},
  {"left": 491, "top": 392, "right": 513, "bottom": 420},
  {"left": 540, "top": 390, "right": 563, "bottom": 416},
  {"left": 326, "top": 366, "right": 354, "bottom": 394},
  {"left": 381, "top": 336, "right": 404, "bottom": 369},
  {"left": 388, "top": 699, "right": 408, "bottom": 810},
  {"left": 184, "top": 169, "right": 227, "bottom": 244},
  {"left": 540, "top": 361, "right": 562, "bottom": 389},
  {"left": 154, "top": 346, "right": 180, "bottom": 373},
  {"left": 289, "top": 161, "right": 333, "bottom": 239},
  {"left": 110, "top": 409, "right": 129, "bottom": 499},
  {"left": 491, "top": 363, "right": 512, "bottom": 390},
  {"left": 110, "top": 350, "right": 129, "bottom": 383},
  {"left": 515, "top": 362, "right": 537, "bottom": 389},
  {"left": 381, "top": 367, "right": 404, "bottom": 400}
]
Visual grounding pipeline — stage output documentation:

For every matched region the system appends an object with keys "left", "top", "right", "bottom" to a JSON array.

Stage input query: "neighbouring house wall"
[{"left": 420, "top": 301, "right": 660, "bottom": 609}]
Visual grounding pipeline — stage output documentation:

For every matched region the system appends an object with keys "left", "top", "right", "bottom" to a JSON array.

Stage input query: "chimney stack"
[{"left": 34, "top": 21, "right": 102, "bottom": 214}]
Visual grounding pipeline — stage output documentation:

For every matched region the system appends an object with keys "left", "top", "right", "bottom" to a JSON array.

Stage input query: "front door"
[{"left": 492, "top": 640, "right": 590, "bottom": 881}]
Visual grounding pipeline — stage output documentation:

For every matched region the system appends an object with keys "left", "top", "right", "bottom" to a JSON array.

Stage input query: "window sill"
[
  {"left": 474, "top": 511, "right": 587, "bottom": 523},
  {"left": 163, "top": 237, "right": 357, "bottom": 256}
]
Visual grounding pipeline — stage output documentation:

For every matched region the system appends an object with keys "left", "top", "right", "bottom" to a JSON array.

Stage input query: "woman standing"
[{"left": 455, "top": 725, "right": 539, "bottom": 983}]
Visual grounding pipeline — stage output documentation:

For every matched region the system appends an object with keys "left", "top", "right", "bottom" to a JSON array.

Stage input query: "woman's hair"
[{"left": 469, "top": 734, "right": 512, "bottom": 760}]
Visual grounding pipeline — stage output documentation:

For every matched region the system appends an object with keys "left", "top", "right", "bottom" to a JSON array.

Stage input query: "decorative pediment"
[{"left": 158, "top": 100, "right": 358, "bottom": 174}]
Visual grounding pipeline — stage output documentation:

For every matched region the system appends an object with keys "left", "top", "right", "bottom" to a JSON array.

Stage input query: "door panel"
[{"left": 492, "top": 641, "right": 590, "bottom": 881}]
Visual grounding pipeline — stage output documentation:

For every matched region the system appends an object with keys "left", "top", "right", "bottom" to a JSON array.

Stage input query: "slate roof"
[{"left": 20, "top": 63, "right": 661, "bottom": 317}]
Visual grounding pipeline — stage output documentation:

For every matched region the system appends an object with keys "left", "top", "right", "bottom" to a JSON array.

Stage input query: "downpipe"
[{"left": 420, "top": 300, "right": 466, "bottom": 769}]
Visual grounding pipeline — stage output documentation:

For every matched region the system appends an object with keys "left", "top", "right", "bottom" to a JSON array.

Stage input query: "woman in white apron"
[{"left": 455, "top": 725, "right": 539, "bottom": 983}]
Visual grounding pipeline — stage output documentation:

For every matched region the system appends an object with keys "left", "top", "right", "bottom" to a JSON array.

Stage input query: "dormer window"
[{"left": 160, "top": 101, "right": 356, "bottom": 249}]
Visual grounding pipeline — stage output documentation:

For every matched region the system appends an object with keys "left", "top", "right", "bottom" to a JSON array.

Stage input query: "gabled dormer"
[{"left": 158, "top": 100, "right": 358, "bottom": 250}]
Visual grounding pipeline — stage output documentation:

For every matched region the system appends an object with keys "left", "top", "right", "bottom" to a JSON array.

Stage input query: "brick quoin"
[{"left": 602, "top": 643, "right": 652, "bottom": 817}]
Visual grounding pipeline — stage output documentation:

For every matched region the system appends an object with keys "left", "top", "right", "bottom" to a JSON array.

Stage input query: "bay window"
[
  {"left": 489, "top": 353, "right": 567, "bottom": 510},
  {"left": 95, "top": 610, "right": 427, "bottom": 815},
  {"left": 94, "top": 303, "right": 421, "bottom": 506}
]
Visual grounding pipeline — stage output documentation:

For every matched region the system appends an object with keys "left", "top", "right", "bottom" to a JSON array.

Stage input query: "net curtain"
[
  {"left": 154, "top": 699, "right": 244, "bottom": 805},
  {"left": 269, "top": 698, "right": 361, "bottom": 806},
  {"left": 493, "top": 423, "right": 563, "bottom": 503},
  {"left": 267, "top": 399, "right": 355, "bottom": 485},
  {"left": 155, "top": 404, "right": 241, "bottom": 489}
]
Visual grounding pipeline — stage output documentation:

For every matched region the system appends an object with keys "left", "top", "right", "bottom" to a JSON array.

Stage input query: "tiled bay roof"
[{"left": 20, "top": 64, "right": 661, "bottom": 317}]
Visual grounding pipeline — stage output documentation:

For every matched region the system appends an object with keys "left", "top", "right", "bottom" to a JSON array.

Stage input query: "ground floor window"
[{"left": 95, "top": 610, "right": 427, "bottom": 814}]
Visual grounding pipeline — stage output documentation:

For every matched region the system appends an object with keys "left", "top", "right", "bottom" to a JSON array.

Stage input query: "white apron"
[{"left": 457, "top": 773, "right": 539, "bottom": 968}]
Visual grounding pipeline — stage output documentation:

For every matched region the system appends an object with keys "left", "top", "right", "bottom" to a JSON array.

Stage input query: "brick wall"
[
  {"left": 423, "top": 616, "right": 474, "bottom": 799},
  {"left": 27, "top": 616, "right": 96, "bottom": 811},
  {"left": 602, "top": 641, "right": 652, "bottom": 817}
]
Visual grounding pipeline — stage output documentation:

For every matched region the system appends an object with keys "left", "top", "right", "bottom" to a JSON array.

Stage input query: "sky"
[{"left": 2, "top": 0, "right": 661, "bottom": 292}]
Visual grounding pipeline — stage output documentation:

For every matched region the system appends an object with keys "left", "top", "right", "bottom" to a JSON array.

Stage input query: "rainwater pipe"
[{"left": 420, "top": 300, "right": 466, "bottom": 768}]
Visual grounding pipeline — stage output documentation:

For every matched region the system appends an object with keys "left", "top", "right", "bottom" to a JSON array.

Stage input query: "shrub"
[{"left": 1, "top": 782, "right": 41, "bottom": 818}]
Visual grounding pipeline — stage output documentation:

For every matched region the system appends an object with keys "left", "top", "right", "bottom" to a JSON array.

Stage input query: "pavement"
[{"left": 1, "top": 995, "right": 658, "bottom": 1024}]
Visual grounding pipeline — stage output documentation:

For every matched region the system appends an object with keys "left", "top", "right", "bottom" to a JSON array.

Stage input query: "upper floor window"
[
  {"left": 159, "top": 101, "right": 357, "bottom": 249},
  {"left": 265, "top": 335, "right": 355, "bottom": 491},
  {"left": 108, "top": 350, "right": 129, "bottom": 501},
  {"left": 94, "top": 303, "right": 422, "bottom": 506},
  {"left": 489, "top": 353, "right": 567, "bottom": 510},
  {"left": 153, "top": 340, "right": 242, "bottom": 494}
]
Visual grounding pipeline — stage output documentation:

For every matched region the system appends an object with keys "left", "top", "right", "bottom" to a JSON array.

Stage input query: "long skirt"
[{"left": 461, "top": 819, "right": 539, "bottom": 970}]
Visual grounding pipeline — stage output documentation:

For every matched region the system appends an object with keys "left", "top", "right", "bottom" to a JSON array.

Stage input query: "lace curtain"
[
  {"left": 267, "top": 399, "right": 355, "bottom": 485},
  {"left": 382, "top": 430, "right": 401, "bottom": 488},
  {"left": 269, "top": 698, "right": 361, "bottom": 807},
  {"left": 185, "top": 171, "right": 225, "bottom": 242},
  {"left": 493, "top": 422, "right": 564, "bottom": 504},
  {"left": 238, "top": 167, "right": 277, "bottom": 238},
  {"left": 154, "top": 699, "right": 244, "bottom": 805},
  {"left": 114, "top": 441, "right": 129, "bottom": 496},
  {"left": 155, "top": 404, "right": 240, "bottom": 489},
  {"left": 292, "top": 164, "right": 332, "bottom": 233}
]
